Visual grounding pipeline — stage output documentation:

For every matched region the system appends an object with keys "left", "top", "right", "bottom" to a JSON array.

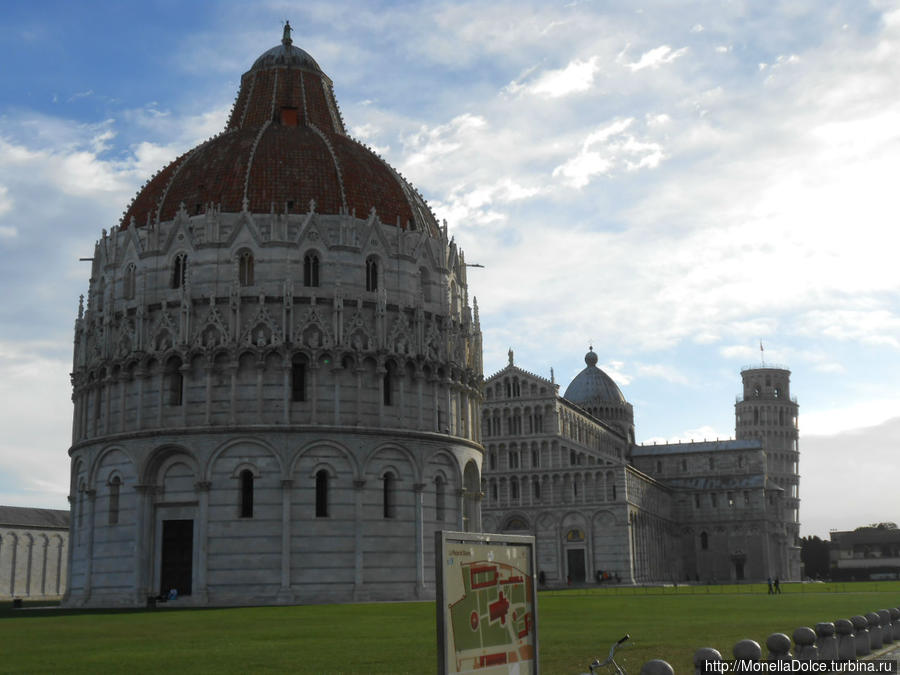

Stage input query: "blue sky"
[{"left": 2, "top": 0, "right": 899, "bottom": 538}]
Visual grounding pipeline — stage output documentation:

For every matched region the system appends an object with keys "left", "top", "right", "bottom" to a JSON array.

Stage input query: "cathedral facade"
[
  {"left": 481, "top": 350, "right": 800, "bottom": 585},
  {"left": 64, "top": 28, "right": 483, "bottom": 608}
]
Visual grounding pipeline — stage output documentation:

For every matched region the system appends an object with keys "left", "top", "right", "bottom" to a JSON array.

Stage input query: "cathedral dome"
[
  {"left": 121, "top": 24, "right": 439, "bottom": 237},
  {"left": 564, "top": 347, "right": 626, "bottom": 405}
]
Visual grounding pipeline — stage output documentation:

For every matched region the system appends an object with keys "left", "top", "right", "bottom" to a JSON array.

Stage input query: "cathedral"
[
  {"left": 480, "top": 349, "right": 801, "bottom": 585},
  {"left": 64, "top": 26, "right": 483, "bottom": 608}
]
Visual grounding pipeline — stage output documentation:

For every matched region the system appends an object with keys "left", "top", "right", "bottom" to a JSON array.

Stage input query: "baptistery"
[{"left": 65, "top": 25, "right": 483, "bottom": 607}]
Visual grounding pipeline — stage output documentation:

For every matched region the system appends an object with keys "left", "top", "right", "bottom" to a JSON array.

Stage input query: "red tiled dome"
[{"left": 121, "top": 27, "right": 439, "bottom": 236}]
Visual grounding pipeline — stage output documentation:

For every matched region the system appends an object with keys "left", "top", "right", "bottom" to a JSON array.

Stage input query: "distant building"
[
  {"left": 829, "top": 524, "right": 900, "bottom": 580},
  {"left": 0, "top": 506, "right": 69, "bottom": 600},
  {"left": 481, "top": 349, "right": 801, "bottom": 584}
]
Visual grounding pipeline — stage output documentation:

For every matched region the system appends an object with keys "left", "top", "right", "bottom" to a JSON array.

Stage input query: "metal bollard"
[
  {"left": 793, "top": 627, "right": 818, "bottom": 660},
  {"left": 866, "top": 612, "right": 883, "bottom": 650},
  {"left": 733, "top": 639, "right": 762, "bottom": 664},
  {"left": 851, "top": 615, "right": 870, "bottom": 656},
  {"left": 878, "top": 609, "right": 893, "bottom": 645},
  {"left": 815, "top": 622, "right": 837, "bottom": 660},
  {"left": 892, "top": 608, "right": 900, "bottom": 642},
  {"left": 835, "top": 619, "right": 856, "bottom": 661},
  {"left": 694, "top": 647, "right": 723, "bottom": 675},
  {"left": 641, "top": 659, "right": 675, "bottom": 675},
  {"left": 766, "top": 633, "right": 793, "bottom": 661}
]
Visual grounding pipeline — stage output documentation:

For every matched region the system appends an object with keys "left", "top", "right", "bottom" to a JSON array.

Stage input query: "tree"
[{"left": 801, "top": 535, "right": 831, "bottom": 579}]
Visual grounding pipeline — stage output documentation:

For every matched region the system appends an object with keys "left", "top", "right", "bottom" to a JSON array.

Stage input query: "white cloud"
[
  {"left": 507, "top": 56, "right": 601, "bottom": 98},
  {"left": 552, "top": 118, "right": 665, "bottom": 187},
  {"left": 403, "top": 113, "right": 487, "bottom": 168},
  {"left": 802, "top": 417, "right": 900, "bottom": 536},
  {"left": 0, "top": 341, "right": 72, "bottom": 509},
  {"left": 622, "top": 45, "right": 688, "bottom": 72},
  {"left": 635, "top": 363, "right": 690, "bottom": 385},
  {"left": 0, "top": 184, "right": 11, "bottom": 216}
]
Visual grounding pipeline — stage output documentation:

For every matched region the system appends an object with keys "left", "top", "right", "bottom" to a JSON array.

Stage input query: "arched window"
[
  {"left": 238, "top": 250, "right": 254, "bottom": 286},
  {"left": 510, "top": 478, "right": 519, "bottom": 501},
  {"left": 167, "top": 357, "right": 183, "bottom": 406},
  {"left": 366, "top": 256, "right": 378, "bottom": 292},
  {"left": 315, "top": 470, "right": 329, "bottom": 518},
  {"left": 700, "top": 531, "right": 709, "bottom": 550},
  {"left": 171, "top": 253, "right": 188, "bottom": 289},
  {"left": 304, "top": 251, "right": 320, "bottom": 287},
  {"left": 509, "top": 451, "right": 519, "bottom": 469},
  {"left": 532, "top": 449, "right": 538, "bottom": 468},
  {"left": 420, "top": 267, "right": 431, "bottom": 302},
  {"left": 108, "top": 475, "right": 121, "bottom": 525},
  {"left": 383, "top": 472, "right": 396, "bottom": 518},
  {"left": 435, "top": 476, "right": 446, "bottom": 522},
  {"left": 533, "top": 478, "right": 541, "bottom": 501},
  {"left": 292, "top": 356, "right": 307, "bottom": 402},
  {"left": 240, "top": 470, "right": 254, "bottom": 518},
  {"left": 123, "top": 264, "right": 136, "bottom": 300},
  {"left": 489, "top": 452, "right": 496, "bottom": 470}
]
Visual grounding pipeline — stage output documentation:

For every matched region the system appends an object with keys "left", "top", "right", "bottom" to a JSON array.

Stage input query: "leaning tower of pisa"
[{"left": 735, "top": 366, "right": 800, "bottom": 579}]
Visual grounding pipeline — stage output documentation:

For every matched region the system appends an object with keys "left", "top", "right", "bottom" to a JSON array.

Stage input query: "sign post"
[{"left": 436, "top": 530, "right": 539, "bottom": 674}]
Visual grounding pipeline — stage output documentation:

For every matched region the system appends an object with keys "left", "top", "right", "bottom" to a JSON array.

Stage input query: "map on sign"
[{"left": 438, "top": 534, "right": 537, "bottom": 675}]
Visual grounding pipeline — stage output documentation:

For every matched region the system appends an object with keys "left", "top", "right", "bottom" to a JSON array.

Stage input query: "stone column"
[
  {"left": 256, "top": 360, "right": 265, "bottom": 419},
  {"left": 414, "top": 482, "right": 426, "bottom": 596},
  {"left": 416, "top": 371, "right": 424, "bottom": 430},
  {"left": 133, "top": 484, "right": 153, "bottom": 604},
  {"left": 83, "top": 489, "right": 96, "bottom": 604},
  {"left": 282, "top": 364, "right": 291, "bottom": 424},
  {"left": 193, "top": 481, "right": 211, "bottom": 603},
  {"left": 156, "top": 369, "right": 164, "bottom": 428},
  {"left": 473, "top": 491, "right": 483, "bottom": 533},
  {"left": 61, "top": 496, "right": 74, "bottom": 605},
  {"left": 118, "top": 373, "right": 127, "bottom": 433},
  {"left": 8, "top": 533, "right": 17, "bottom": 597},
  {"left": 102, "top": 375, "right": 112, "bottom": 436},
  {"left": 24, "top": 534, "right": 34, "bottom": 596},
  {"left": 134, "top": 366, "right": 147, "bottom": 429},
  {"left": 457, "top": 488, "right": 466, "bottom": 531},
  {"left": 376, "top": 364, "right": 386, "bottom": 428},
  {"left": 180, "top": 363, "right": 190, "bottom": 427},
  {"left": 278, "top": 479, "right": 293, "bottom": 602},
  {"left": 228, "top": 362, "right": 238, "bottom": 424},
  {"left": 353, "top": 479, "right": 366, "bottom": 599},
  {"left": 204, "top": 361, "right": 213, "bottom": 425},
  {"left": 310, "top": 362, "right": 319, "bottom": 425},
  {"left": 332, "top": 365, "right": 342, "bottom": 425},
  {"left": 432, "top": 377, "right": 439, "bottom": 431},
  {"left": 398, "top": 370, "right": 405, "bottom": 427},
  {"left": 444, "top": 378, "right": 453, "bottom": 434},
  {"left": 354, "top": 367, "right": 363, "bottom": 426},
  {"left": 40, "top": 535, "right": 49, "bottom": 596}
]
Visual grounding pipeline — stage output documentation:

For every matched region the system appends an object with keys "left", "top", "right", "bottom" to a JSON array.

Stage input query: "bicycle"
[{"left": 582, "top": 634, "right": 631, "bottom": 675}]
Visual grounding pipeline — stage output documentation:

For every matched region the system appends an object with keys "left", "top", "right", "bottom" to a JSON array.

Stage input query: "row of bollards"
[{"left": 636, "top": 606, "right": 900, "bottom": 674}]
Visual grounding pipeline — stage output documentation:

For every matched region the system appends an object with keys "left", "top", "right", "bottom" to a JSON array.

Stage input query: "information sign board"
[{"left": 436, "top": 531, "right": 539, "bottom": 675}]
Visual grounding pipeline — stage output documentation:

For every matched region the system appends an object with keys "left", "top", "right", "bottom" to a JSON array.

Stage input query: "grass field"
[{"left": 1, "top": 582, "right": 898, "bottom": 674}]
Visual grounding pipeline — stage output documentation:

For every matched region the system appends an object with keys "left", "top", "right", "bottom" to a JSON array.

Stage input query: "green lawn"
[{"left": 1, "top": 583, "right": 898, "bottom": 674}]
